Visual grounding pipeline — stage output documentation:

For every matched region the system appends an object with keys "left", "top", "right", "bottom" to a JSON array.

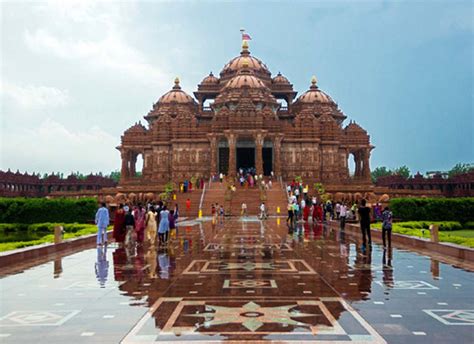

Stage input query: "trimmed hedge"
[
  {"left": 0, "top": 198, "right": 98, "bottom": 224},
  {"left": 389, "top": 198, "right": 474, "bottom": 224}
]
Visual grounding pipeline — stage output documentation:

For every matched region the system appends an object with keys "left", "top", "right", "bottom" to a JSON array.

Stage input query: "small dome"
[
  {"left": 158, "top": 78, "right": 196, "bottom": 104},
  {"left": 220, "top": 41, "right": 271, "bottom": 79},
  {"left": 272, "top": 72, "right": 290, "bottom": 85},
  {"left": 296, "top": 76, "right": 334, "bottom": 104},
  {"left": 201, "top": 72, "right": 219, "bottom": 85},
  {"left": 224, "top": 73, "right": 267, "bottom": 89}
]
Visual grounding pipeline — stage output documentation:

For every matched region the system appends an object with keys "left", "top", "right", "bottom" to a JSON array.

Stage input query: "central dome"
[{"left": 219, "top": 41, "right": 271, "bottom": 84}]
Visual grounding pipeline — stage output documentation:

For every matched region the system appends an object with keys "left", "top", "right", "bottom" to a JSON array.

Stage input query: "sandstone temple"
[{"left": 119, "top": 41, "right": 373, "bottom": 190}]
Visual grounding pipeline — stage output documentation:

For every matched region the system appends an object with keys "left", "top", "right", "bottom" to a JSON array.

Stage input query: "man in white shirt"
[
  {"left": 339, "top": 203, "right": 347, "bottom": 231},
  {"left": 259, "top": 202, "right": 267, "bottom": 220}
]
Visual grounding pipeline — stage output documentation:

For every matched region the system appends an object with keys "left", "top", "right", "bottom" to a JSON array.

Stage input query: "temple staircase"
[{"left": 201, "top": 179, "right": 226, "bottom": 216}]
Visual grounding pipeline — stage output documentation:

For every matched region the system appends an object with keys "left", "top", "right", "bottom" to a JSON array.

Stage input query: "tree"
[
  {"left": 108, "top": 171, "right": 121, "bottom": 182},
  {"left": 448, "top": 163, "right": 473, "bottom": 177},
  {"left": 371, "top": 166, "right": 392, "bottom": 183},
  {"left": 394, "top": 165, "right": 410, "bottom": 179}
]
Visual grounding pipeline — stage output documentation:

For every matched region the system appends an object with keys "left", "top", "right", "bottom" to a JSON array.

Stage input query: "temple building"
[{"left": 118, "top": 41, "right": 373, "bottom": 187}]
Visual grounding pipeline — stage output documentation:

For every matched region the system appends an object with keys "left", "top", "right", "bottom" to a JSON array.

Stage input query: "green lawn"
[
  {"left": 0, "top": 223, "right": 106, "bottom": 252},
  {"left": 372, "top": 221, "right": 474, "bottom": 248}
]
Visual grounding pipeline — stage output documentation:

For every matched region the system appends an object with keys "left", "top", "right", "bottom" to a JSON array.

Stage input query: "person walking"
[
  {"left": 381, "top": 206, "right": 393, "bottom": 249},
  {"left": 339, "top": 202, "right": 347, "bottom": 232},
  {"left": 113, "top": 204, "right": 126, "bottom": 246},
  {"left": 358, "top": 199, "right": 372, "bottom": 250},
  {"left": 158, "top": 206, "right": 170, "bottom": 247},
  {"left": 241, "top": 202, "right": 248, "bottom": 217},
  {"left": 95, "top": 203, "right": 110, "bottom": 246},
  {"left": 124, "top": 206, "right": 135, "bottom": 246},
  {"left": 259, "top": 202, "right": 268, "bottom": 220},
  {"left": 133, "top": 204, "right": 146, "bottom": 245},
  {"left": 169, "top": 209, "right": 176, "bottom": 239},
  {"left": 145, "top": 206, "right": 157, "bottom": 246},
  {"left": 185, "top": 198, "right": 191, "bottom": 216}
]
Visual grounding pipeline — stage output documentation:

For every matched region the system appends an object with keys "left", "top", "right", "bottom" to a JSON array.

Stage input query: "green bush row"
[
  {"left": 0, "top": 198, "right": 98, "bottom": 224},
  {"left": 372, "top": 222, "right": 474, "bottom": 248},
  {"left": 389, "top": 198, "right": 474, "bottom": 223}
]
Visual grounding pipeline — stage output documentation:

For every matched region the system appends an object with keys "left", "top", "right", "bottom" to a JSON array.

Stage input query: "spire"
[
  {"left": 241, "top": 40, "right": 250, "bottom": 56},
  {"left": 310, "top": 75, "right": 318, "bottom": 89},
  {"left": 173, "top": 77, "right": 181, "bottom": 90}
]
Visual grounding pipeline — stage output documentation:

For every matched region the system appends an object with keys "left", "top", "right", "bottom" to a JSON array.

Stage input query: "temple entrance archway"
[
  {"left": 263, "top": 140, "right": 273, "bottom": 176},
  {"left": 236, "top": 139, "right": 255, "bottom": 172},
  {"left": 348, "top": 152, "right": 356, "bottom": 177},
  {"left": 135, "top": 154, "right": 144, "bottom": 176},
  {"left": 218, "top": 139, "right": 229, "bottom": 174}
]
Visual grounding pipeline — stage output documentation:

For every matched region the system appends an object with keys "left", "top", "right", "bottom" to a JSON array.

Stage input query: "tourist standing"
[
  {"left": 358, "top": 199, "right": 372, "bottom": 249},
  {"left": 134, "top": 204, "right": 146, "bottom": 245},
  {"left": 339, "top": 202, "right": 347, "bottom": 231},
  {"left": 95, "top": 203, "right": 110, "bottom": 246},
  {"left": 381, "top": 206, "right": 393, "bottom": 249},
  {"left": 158, "top": 206, "right": 170, "bottom": 247},
  {"left": 287, "top": 201, "right": 294, "bottom": 227},
  {"left": 241, "top": 202, "right": 248, "bottom": 216},
  {"left": 174, "top": 203, "right": 179, "bottom": 221},
  {"left": 124, "top": 207, "right": 135, "bottom": 246},
  {"left": 169, "top": 210, "right": 176, "bottom": 239},
  {"left": 259, "top": 202, "right": 268, "bottom": 220},
  {"left": 145, "top": 207, "right": 157, "bottom": 246},
  {"left": 113, "top": 204, "right": 126, "bottom": 246},
  {"left": 335, "top": 202, "right": 341, "bottom": 220},
  {"left": 185, "top": 198, "right": 191, "bottom": 216},
  {"left": 302, "top": 199, "right": 310, "bottom": 222},
  {"left": 219, "top": 173, "right": 224, "bottom": 183}
]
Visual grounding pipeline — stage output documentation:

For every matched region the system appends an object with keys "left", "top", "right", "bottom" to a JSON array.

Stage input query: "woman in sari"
[{"left": 113, "top": 204, "right": 126, "bottom": 246}]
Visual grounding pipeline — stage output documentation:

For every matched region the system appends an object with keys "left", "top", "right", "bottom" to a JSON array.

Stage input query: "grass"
[
  {"left": 0, "top": 223, "right": 106, "bottom": 252},
  {"left": 372, "top": 221, "right": 474, "bottom": 248}
]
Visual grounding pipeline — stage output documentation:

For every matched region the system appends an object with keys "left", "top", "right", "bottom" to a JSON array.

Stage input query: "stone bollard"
[
  {"left": 54, "top": 225, "right": 63, "bottom": 244},
  {"left": 198, "top": 209, "right": 202, "bottom": 218},
  {"left": 277, "top": 206, "right": 280, "bottom": 214},
  {"left": 429, "top": 224, "right": 439, "bottom": 243}
]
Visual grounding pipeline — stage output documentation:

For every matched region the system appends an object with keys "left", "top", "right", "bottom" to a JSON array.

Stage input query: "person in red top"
[
  {"left": 303, "top": 201, "right": 310, "bottom": 222},
  {"left": 312, "top": 202, "right": 323, "bottom": 223},
  {"left": 185, "top": 198, "right": 191, "bottom": 216},
  {"left": 113, "top": 204, "right": 126, "bottom": 246}
]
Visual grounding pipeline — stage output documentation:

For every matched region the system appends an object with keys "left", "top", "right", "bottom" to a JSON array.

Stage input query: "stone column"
[
  {"left": 121, "top": 149, "right": 129, "bottom": 180},
  {"left": 208, "top": 134, "right": 218, "bottom": 177},
  {"left": 273, "top": 135, "right": 283, "bottom": 176},
  {"left": 227, "top": 132, "right": 237, "bottom": 177},
  {"left": 353, "top": 151, "right": 360, "bottom": 178},
  {"left": 129, "top": 152, "right": 137, "bottom": 177},
  {"left": 255, "top": 133, "right": 264, "bottom": 176},
  {"left": 362, "top": 148, "right": 371, "bottom": 181}
]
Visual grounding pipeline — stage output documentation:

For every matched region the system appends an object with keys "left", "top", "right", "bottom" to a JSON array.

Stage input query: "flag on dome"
[{"left": 242, "top": 32, "right": 252, "bottom": 41}]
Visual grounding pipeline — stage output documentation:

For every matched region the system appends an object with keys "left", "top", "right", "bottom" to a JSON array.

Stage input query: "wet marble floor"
[{"left": 0, "top": 217, "right": 473, "bottom": 343}]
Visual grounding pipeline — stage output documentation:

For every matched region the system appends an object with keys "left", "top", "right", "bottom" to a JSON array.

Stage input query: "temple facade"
[{"left": 119, "top": 41, "right": 373, "bottom": 187}]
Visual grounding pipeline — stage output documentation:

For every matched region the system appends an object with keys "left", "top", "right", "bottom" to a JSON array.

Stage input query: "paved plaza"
[{"left": 1, "top": 218, "right": 473, "bottom": 343}]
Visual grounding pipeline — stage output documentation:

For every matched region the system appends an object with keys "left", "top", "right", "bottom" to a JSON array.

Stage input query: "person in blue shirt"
[{"left": 95, "top": 202, "right": 110, "bottom": 246}]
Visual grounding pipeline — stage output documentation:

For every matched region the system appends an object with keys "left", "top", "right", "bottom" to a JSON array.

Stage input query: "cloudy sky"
[{"left": 1, "top": 0, "right": 472, "bottom": 175}]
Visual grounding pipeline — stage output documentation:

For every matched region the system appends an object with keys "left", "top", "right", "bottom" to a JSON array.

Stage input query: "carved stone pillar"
[
  {"left": 130, "top": 152, "right": 137, "bottom": 177},
  {"left": 353, "top": 151, "right": 360, "bottom": 178},
  {"left": 227, "top": 132, "right": 237, "bottom": 177},
  {"left": 208, "top": 134, "right": 218, "bottom": 177},
  {"left": 255, "top": 133, "right": 264, "bottom": 176},
  {"left": 362, "top": 149, "right": 371, "bottom": 181},
  {"left": 273, "top": 135, "right": 283, "bottom": 176},
  {"left": 120, "top": 149, "right": 129, "bottom": 180}
]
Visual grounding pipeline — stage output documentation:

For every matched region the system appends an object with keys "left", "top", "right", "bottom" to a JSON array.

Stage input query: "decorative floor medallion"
[
  {"left": 183, "top": 259, "right": 316, "bottom": 274},
  {"left": 223, "top": 279, "right": 277, "bottom": 289},
  {"left": 122, "top": 297, "right": 387, "bottom": 343},
  {"left": 423, "top": 310, "right": 474, "bottom": 325},
  {"left": 0, "top": 311, "right": 80, "bottom": 327},
  {"left": 376, "top": 280, "right": 439, "bottom": 290}
]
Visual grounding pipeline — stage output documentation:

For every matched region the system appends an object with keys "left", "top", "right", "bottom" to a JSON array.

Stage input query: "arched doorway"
[
  {"left": 236, "top": 139, "right": 255, "bottom": 172},
  {"left": 218, "top": 139, "right": 229, "bottom": 174},
  {"left": 263, "top": 140, "right": 273, "bottom": 176}
]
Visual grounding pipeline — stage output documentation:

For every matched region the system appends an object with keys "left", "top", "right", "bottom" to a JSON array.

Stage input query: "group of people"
[
  {"left": 285, "top": 180, "right": 393, "bottom": 251},
  {"left": 178, "top": 178, "right": 205, "bottom": 193},
  {"left": 95, "top": 201, "right": 179, "bottom": 248}
]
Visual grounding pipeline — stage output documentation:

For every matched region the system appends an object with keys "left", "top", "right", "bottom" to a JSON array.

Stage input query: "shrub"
[
  {"left": 389, "top": 198, "right": 474, "bottom": 223},
  {"left": 0, "top": 198, "right": 98, "bottom": 224}
]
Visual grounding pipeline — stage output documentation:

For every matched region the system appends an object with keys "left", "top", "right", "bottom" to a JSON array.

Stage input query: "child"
[{"left": 381, "top": 206, "right": 393, "bottom": 249}]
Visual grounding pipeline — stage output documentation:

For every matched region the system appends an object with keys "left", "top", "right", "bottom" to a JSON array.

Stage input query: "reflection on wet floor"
[{"left": 0, "top": 218, "right": 473, "bottom": 343}]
